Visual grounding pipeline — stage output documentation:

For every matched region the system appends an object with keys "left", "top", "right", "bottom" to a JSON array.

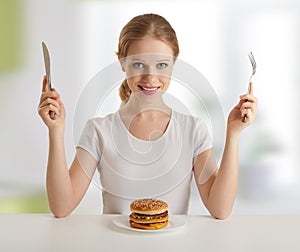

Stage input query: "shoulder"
[
  {"left": 80, "top": 113, "right": 117, "bottom": 137},
  {"left": 87, "top": 112, "right": 115, "bottom": 127},
  {"left": 173, "top": 111, "right": 213, "bottom": 155},
  {"left": 172, "top": 110, "right": 211, "bottom": 141}
]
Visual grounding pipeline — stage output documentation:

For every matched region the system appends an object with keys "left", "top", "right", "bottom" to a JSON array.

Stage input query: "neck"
[{"left": 120, "top": 92, "right": 171, "bottom": 120}]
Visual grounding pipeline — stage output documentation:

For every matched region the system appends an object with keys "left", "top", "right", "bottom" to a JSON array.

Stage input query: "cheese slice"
[{"left": 149, "top": 221, "right": 168, "bottom": 229}]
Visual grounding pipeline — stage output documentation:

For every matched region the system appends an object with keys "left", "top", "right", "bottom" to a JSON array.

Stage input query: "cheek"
[
  {"left": 125, "top": 67, "right": 144, "bottom": 79},
  {"left": 126, "top": 74, "right": 171, "bottom": 88},
  {"left": 126, "top": 76, "right": 141, "bottom": 89},
  {"left": 159, "top": 76, "right": 171, "bottom": 86}
]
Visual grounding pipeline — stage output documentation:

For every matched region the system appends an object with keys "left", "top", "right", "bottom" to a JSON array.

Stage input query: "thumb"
[
  {"left": 249, "top": 82, "right": 254, "bottom": 95},
  {"left": 42, "top": 75, "right": 48, "bottom": 92}
]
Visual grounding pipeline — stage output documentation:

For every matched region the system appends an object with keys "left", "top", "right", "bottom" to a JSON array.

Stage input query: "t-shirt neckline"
[{"left": 116, "top": 109, "right": 174, "bottom": 143}]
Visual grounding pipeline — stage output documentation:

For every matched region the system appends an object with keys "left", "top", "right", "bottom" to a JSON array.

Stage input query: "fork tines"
[{"left": 248, "top": 52, "right": 256, "bottom": 75}]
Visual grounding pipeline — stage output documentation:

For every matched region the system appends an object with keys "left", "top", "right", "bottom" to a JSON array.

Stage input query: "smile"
[
  {"left": 138, "top": 85, "right": 160, "bottom": 95},
  {"left": 138, "top": 85, "right": 160, "bottom": 91}
]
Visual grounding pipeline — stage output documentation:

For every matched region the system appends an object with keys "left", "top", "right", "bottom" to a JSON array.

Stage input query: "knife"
[{"left": 42, "top": 42, "right": 56, "bottom": 120}]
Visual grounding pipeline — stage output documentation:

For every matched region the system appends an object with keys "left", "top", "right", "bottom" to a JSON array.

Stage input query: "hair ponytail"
[{"left": 119, "top": 79, "right": 131, "bottom": 103}]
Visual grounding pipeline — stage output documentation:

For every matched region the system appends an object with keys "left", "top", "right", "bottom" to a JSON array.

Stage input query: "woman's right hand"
[{"left": 38, "top": 75, "right": 66, "bottom": 132}]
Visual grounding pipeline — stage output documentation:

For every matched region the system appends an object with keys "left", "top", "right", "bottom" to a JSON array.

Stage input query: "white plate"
[{"left": 112, "top": 215, "right": 186, "bottom": 233}]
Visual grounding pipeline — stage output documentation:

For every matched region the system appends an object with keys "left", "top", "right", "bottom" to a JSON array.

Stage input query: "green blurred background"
[
  {"left": 0, "top": 0, "right": 48, "bottom": 213},
  {"left": 0, "top": 0, "right": 22, "bottom": 71}
]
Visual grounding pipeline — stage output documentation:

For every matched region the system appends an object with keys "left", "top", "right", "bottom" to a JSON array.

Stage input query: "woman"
[{"left": 38, "top": 14, "right": 257, "bottom": 219}]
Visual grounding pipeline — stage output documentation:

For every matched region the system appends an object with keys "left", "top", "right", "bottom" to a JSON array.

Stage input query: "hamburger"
[{"left": 129, "top": 198, "right": 169, "bottom": 230}]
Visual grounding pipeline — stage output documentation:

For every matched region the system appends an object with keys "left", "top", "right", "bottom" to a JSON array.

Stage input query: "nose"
[
  {"left": 142, "top": 73, "right": 159, "bottom": 84},
  {"left": 142, "top": 65, "right": 159, "bottom": 83}
]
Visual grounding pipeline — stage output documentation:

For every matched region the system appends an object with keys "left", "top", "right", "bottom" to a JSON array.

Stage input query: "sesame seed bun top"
[{"left": 130, "top": 199, "right": 168, "bottom": 215}]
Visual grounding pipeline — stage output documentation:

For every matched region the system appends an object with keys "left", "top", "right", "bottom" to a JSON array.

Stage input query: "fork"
[
  {"left": 242, "top": 52, "right": 256, "bottom": 122},
  {"left": 248, "top": 52, "right": 256, "bottom": 83}
]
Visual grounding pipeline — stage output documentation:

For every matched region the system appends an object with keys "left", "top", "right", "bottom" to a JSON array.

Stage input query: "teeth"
[{"left": 142, "top": 86, "right": 158, "bottom": 91}]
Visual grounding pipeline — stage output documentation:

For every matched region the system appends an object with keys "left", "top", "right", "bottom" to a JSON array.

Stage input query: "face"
[{"left": 121, "top": 37, "right": 175, "bottom": 97}]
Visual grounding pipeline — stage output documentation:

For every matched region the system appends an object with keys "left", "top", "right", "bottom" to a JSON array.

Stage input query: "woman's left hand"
[{"left": 227, "top": 82, "right": 258, "bottom": 133}]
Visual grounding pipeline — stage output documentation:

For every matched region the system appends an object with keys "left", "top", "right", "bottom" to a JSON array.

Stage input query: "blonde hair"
[{"left": 116, "top": 13, "right": 180, "bottom": 103}]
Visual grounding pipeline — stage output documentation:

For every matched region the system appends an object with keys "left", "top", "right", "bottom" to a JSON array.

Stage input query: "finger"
[
  {"left": 42, "top": 75, "right": 48, "bottom": 92},
  {"left": 39, "top": 103, "right": 60, "bottom": 116},
  {"left": 51, "top": 88, "right": 60, "bottom": 98},
  {"left": 241, "top": 99, "right": 257, "bottom": 115},
  {"left": 40, "top": 89, "right": 60, "bottom": 104},
  {"left": 56, "top": 97, "right": 65, "bottom": 111},
  {"left": 39, "top": 97, "right": 61, "bottom": 111},
  {"left": 234, "top": 97, "right": 246, "bottom": 109},
  {"left": 240, "top": 93, "right": 257, "bottom": 102},
  {"left": 241, "top": 108, "right": 252, "bottom": 118},
  {"left": 249, "top": 82, "right": 254, "bottom": 95},
  {"left": 241, "top": 101, "right": 255, "bottom": 110},
  {"left": 39, "top": 97, "right": 61, "bottom": 115}
]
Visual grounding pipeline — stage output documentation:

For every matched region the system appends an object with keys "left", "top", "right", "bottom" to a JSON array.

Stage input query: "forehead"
[
  {"left": 125, "top": 53, "right": 173, "bottom": 63},
  {"left": 126, "top": 37, "right": 174, "bottom": 56}
]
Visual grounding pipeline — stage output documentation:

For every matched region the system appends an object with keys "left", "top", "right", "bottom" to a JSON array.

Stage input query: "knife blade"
[{"left": 42, "top": 42, "right": 56, "bottom": 120}]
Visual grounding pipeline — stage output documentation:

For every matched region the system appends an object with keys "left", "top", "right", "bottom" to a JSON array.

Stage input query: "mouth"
[{"left": 138, "top": 85, "right": 160, "bottom": 95}]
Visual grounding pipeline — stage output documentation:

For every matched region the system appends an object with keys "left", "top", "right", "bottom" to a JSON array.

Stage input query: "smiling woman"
[{"left": 38, "top": 13, "right": 257, "bottom": 219}]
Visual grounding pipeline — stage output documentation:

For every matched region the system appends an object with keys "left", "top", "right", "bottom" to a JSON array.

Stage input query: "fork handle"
[
  {"left": 242, "top": 82, "right": 251, "bottom": 123},
  {"left": 242, "top": 114, "right": 247, "bottom": 123}
]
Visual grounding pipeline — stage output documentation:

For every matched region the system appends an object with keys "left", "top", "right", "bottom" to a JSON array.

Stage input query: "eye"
[
  {"left": 132, "top": 62, "right": 145, "bottom": 69},
  {"left": 156, "top": 63, "right": 168, "bottom": 69}
]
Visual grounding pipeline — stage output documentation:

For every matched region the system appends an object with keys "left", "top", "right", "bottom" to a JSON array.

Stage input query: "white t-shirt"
[{"left": 77, "top": 110, "right": 213, "bottom": 214}]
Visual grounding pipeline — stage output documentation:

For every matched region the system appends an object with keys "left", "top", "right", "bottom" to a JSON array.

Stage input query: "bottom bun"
[{"left": 130, "top": 220, "right": 168, "bottom": 230}]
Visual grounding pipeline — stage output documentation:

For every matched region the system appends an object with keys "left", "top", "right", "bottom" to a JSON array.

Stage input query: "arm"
[
  {"left": 194, "top": 136, "right": 239, "bottom": 220},
  {"left": 38, "top": 76, "right": 96, "bottom": 217},
  {"left": 194, "top": 83, "right": 257, "bottom": 219}
]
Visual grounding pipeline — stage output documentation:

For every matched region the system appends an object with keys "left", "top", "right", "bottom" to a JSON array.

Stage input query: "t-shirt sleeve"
[
  {"left": 193, "top": 118, "right": 213, "bottom": 157},
  {"left": 76, "top": 119, "right": 101, "bottom": 164}
]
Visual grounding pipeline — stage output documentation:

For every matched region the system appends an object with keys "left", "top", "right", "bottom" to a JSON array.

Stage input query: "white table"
[{"left": 0, "top": 214, "right": 299, "bottom": 252}]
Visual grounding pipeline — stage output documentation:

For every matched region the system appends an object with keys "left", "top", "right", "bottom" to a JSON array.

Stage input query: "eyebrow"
[
  {"left": 130, "top": 58, "right": 144, "bottom": 61},
  {"left": 157, "top": 59, "right": 172, "bottom": 62}
]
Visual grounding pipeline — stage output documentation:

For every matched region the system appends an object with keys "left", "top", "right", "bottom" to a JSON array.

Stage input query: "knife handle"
[
  {"left": 49, "top": 111, "right": 56, "bottom": 120},
  {"left": 46, "top": 77, "right": 55, "bottom": 119}
]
